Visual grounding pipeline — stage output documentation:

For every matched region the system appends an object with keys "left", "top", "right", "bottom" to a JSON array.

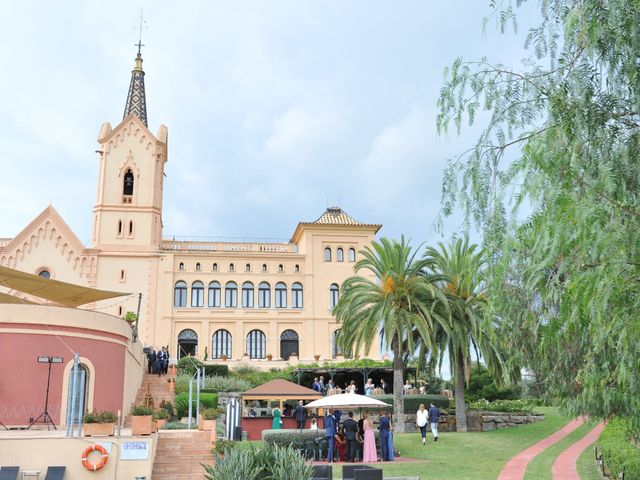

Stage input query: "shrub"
[
  {"left": 130, "top": 405, "right": 154, "bottom": 416},
  {"left": 84, "top": 411, "right": 117, "bottom": 423},
  {"left": 465, "top": 364, "right": 521, "bottom": 402},
  {"left": 177, "top": 357, "right": 230, "bottom": 377},
  {"left": 262, "top": 429, "right": 327, "bottom": 447},
  {"left": 159, "top": 400, "right": 175, "bottom": 419},
  {"left": 468, "top": 399, "right": 537, "bottom": 413},
  {"left": 176, "top": 374, "right": 247, "bottom": 395},
  {"left": 599, "top": 417, "right": 640, "bottom": 479},
  {"left": 175, "top": 392, "right": 219, "bottom": 418},
  {"left": 374, "top": 394, "right": 449, "bottom": 410},
  {"left": 230, "top": 366, "right": 293, "bottom": 388},
  {"left": 153, "top": 409, "right": 169, "bottom": 420},
  {"left": 203, "top": 443, "right": 313, "bottom": 480},
  {"left": 160, "top": 421, "right": 189, "bottom": 430},
  {"left": 212, "top": 438, "right": 236, "bottom": 455},
  {"left": 202, "top": 408, "right": 218, "bottom": 420}
]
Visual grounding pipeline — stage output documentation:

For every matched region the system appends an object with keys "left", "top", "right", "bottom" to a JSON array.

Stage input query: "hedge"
[
  {"left": 468, "top": 399, "right": 538, "bottom": 413},
  {"left": 373, "top": 394, "right": 449, "bottom": 410},
  {"left": 174, "top": 392, "right": 219, "bottom": 418},
  {"left": 599, "top": 417, "right": 640, "bottom": 479},
  {"left": 262, "top": 429, "right": 327, "bottom": 446},
  {"left": 176, "top": 357, "right": 229, "bottom": 377}
]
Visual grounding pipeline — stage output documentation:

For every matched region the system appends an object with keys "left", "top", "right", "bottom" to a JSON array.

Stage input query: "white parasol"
[{"left": 303, "top": 393, "right": 391, "bottom": 410}]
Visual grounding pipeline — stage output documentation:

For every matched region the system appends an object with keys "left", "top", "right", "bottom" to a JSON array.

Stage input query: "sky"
[{"left": 0, "top": 1, "right": 538, "bottom": 247}]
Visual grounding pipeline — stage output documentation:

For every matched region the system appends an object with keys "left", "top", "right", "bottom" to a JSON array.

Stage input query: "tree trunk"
[
  {"left": 454, "top": 351, "right": 467, "bottom": 432},
  {"left": 393, "top": 345, "right": 405, "bottom": 433}
]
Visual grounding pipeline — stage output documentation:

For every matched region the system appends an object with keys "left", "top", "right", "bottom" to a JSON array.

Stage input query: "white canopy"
[{"left": 304, "top": 393, "right": 391, "bottom": 410}]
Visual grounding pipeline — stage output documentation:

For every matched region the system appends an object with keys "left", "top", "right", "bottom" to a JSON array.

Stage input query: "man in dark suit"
[
  {"left": 146, "top": 347, "right": 155, "bottom": 374},
  {"left": 380, "top": 378, "right": 390, "bottom": 394},
  {"left": 342, "top": 411, "right": 358, "bottom": 462},
  {"left": 293, "top": 400, "right": 307, "bottom": 429},
  {"left": 325, "top": 409, "right": 337, "bottom": 462},
  {"left": 379, "top": 411, "right": 391, "bottom": 461}
]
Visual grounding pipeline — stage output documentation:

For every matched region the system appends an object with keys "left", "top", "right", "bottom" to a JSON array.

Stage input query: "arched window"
[
  {"left": 128, "top": 220, "right": 134, "bottom": 235},
  {"left": 278, "top": 264, "right": 284, "bottom": 272},
  {"left": 179, "top": 262, "right": 185, "bottom": 271},
  {"left": 275, "top": 282, "right": 287, "bottom": 308},
  {"left": 208, "top": 281, "right": 221, "bottom": 307},
  {"left": 329, "top": 283, "right": 340, "bottom": 308},
  {"left": 280, "top": 330, "right": 299, "bottom": 360},
  {"left": 213, "top": 263, "right": 218, "bottom": 271},
  {"left": 294, "top": 264, "right": 300, "bottom": 272},
  {"left": 123, "top": 169, "right": 134, "bottom": 195},
  {"left": 262, "top": 264, "right": 268, "bottom": 272},
  {"left": 212, "top": 329, "right": 232, "bottom": 359},
  {"left": 332, "top": 329, "right": 343, "bottom": 358},
  {"left": 246, "top": 330, "right": 266, "bottom": 359},
  {"left": 195, "top": 262, "right": 201, "bottom": 271},
  {"left": 337, "top": 247, "right": 344, "bottom": 262},
  {"left": 324, "top": 247, "right": 332, "bottom": 262},
  {"left": 178, "top": 329, "right": 198, "bottom": 358},
  {"left": 348, "top": 248, "right": 356, "bottom": 262},
  {"left": 117, "top": 220, "right": 123, "bottom": 236},
  {"left": 292, "top": 282, "right": 303, "bottom": 309},
  {"left": 258, "top": 282, "right": 271, "bottom": 308},
  {"left": 242, "top": 282, "right": 254, "bottom": 308},
  {"left": 191, "top": 281, "right": 204, "bottom": 307},
  {"left": 174, "top": 281, "right": 187, "bottom": 307},
  {"left": 225, "top": 281, "right": 238, "bottom": 308},
  {"left": 229, "top": 263, "right": 235, "bottom": 272},
  {"left": 245, "top": 263, "right": 251, "bottom": 272},
  {"left": 38, "top": 270, "right": 51, "bottom": 279}
]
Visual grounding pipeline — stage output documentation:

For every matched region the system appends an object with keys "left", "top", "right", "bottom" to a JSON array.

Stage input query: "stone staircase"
[
  {"left": 125, "top": 373, "right": 175, "bottom": 426},
  {"left": 152, "top": 430, "right": 214, "bottom": 480}
]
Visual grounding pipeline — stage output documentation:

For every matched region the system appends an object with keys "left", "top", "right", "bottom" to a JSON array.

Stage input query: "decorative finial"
[{"left": 134, "top": 9, "right": 147, "bottom": 57}]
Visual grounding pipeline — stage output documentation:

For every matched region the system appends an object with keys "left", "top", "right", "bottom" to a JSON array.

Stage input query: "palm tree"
[
  {"left": 425, "top": 238, "right": 506, "bottom": 432},
  {"left": 333, "top": 236, "right": 448, "bottom": 433}
]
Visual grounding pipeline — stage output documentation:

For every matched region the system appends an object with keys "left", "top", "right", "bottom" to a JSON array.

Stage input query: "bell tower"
[{"left": 91, "top": 51, "right": 168, "bottom": 252}]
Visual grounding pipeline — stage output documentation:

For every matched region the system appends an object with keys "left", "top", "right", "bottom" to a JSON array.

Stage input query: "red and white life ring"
[{"left": 81, "top": 443, "right": 109, "bottom": 471}]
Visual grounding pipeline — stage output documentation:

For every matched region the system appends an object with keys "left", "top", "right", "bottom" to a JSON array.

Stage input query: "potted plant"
[
  {"left": 130, "top": 405, "right": 154, "bottom": 435},
  {"left": 167, "top": 377, "right": 175, "bottom": 393},
  {"left": 314, "top": 354, "right": 321, "bottom": 362},
  {"left": 221, "top": 354, "right": 228, "bottom": 362},
  {"left": 83, "top": 411, "right": 117, "bottom": 436},
  {"left": 199, "top": 408, "right": 217, "bottom": 431},
  {"left": 266, "top": 353, "right": 273, "bottom": 361},
  {"left": 123, "top": 311, "right": 137, "bottom": 325},
  {"left": 153, "top": 409, "right": 169, "bottom": 429}
]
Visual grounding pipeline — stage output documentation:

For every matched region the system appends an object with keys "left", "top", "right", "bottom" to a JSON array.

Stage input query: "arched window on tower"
[
  {"left": 329, "top": 283, "right": 340, "bottom": 308},
  {"left": 348, "top": 248, "right": 356, "bottom": 262},
  {"left": 337, "top": 248, "right": 344, "bottom": 262},
  {"left": 123, "top": 169, "right": 134, "bottom": 196}
]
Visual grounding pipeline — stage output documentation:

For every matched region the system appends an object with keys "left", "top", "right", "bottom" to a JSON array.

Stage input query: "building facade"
[{"left": 0, "top": 51, "right": 382, "bottom": 364}]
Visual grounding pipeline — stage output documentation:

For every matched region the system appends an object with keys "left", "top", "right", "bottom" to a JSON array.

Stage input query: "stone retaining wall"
[{"left": 401, "top": 411, "right": 544, "bottom": 433}]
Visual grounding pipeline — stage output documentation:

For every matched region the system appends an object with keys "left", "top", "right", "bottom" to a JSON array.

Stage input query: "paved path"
[
  {"left": 497, "top": 417, "right": 585, "bottom": 480},
  {"left": 552, "top": 421, "right": 605, "bottom": 480}
]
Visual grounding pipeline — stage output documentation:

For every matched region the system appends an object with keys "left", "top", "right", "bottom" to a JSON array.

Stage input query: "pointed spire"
[{"left": 123, "top": 52, "right": 148, "bottom": 126}]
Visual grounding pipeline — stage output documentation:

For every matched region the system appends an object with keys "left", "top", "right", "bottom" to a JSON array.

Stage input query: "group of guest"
[
  {"left": 146, "top": 346, "right": 169, "bottom": 375},
  {"left": 324, "top": 409, "right": 394, "bottom": 463},
  {"left": 311, "top": 376, "right": 392, "bottom": 396}
]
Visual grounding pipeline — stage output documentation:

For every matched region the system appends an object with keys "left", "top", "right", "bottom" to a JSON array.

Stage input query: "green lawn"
[
  {"left": 238, "top": 408, "right": 579, "bottom": 480},
  {"left": 576, "top": 442, "right": 604, "bottom": 480},
  {"left": 524, "top": 419, "right": 597, "bottom": 479}
]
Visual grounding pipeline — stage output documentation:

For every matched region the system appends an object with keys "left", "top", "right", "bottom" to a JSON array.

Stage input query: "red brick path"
[
  {"left": 497, "top": 417, "right": 585, "bottom": 480},
  {"left": 551, "top": 422, "right": 605, "bottom": 480}
]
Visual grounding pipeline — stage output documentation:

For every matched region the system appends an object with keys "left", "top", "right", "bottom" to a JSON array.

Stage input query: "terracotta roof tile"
[{"left": 242, "top": 379, "right": 321, "bottom": 397}]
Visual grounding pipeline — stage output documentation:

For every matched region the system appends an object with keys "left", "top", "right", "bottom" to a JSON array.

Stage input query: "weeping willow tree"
[{"left": 437, "top": 0, "right": 640, "bottom": 427}]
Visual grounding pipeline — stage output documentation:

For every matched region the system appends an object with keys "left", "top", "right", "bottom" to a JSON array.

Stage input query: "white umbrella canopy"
[{"left": 303, "top": 393, "right": 391, "bottom": 410}]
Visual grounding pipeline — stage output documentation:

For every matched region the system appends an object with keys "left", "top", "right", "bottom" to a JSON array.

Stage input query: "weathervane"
[{"left": 135, "top": 9, "right": 148, "bottom": 56}]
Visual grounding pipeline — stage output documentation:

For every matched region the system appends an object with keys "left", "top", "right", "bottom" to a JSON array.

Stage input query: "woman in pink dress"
[{"left": 362, "top": 413, "right": 378, "bottom": 462}]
